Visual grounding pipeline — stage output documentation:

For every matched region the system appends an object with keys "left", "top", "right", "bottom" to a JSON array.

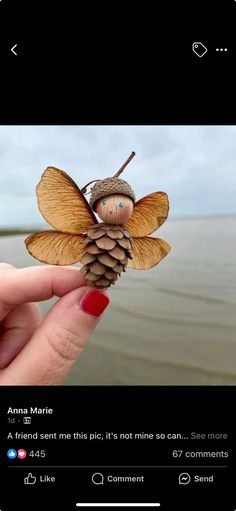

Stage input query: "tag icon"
[{"left": 192, "top": 42, "right": 208, "bottom": 57}]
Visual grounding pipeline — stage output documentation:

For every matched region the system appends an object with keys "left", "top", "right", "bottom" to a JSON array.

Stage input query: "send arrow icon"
[{"left": 11, "top": 44, "right": 18, "bottom": 56}]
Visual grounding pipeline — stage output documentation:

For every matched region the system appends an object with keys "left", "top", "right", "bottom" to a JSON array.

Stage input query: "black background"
[
  {"left": 0, "top": 0, "right": 235, "bottom": 123},
  {"left": 0, "top": 387, "right": 235, "bottom": 510}
]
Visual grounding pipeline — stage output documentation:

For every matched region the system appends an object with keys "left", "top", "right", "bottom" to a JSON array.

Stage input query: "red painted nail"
[{"left": 79, "top": 289, "right": 110, "bottom": 317}]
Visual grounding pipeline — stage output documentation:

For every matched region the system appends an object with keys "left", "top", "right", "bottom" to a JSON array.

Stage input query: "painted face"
[{"left": 96, "top": 194, "right": 134, "bottom": 224}]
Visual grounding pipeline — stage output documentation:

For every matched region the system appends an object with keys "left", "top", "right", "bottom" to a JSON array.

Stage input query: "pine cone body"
[{"left": 80, "top": 223, "right": 133, "bottom": 288}]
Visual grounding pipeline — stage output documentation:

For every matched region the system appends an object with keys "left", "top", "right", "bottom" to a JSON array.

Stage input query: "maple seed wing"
[
  {"left": 123, "top": 192, "right": 169, "bottom": 237},
  {"left": 25, "top": 231, "right": 87, "bottom": 265},
  {"left": 127, "top": 237, "right": 171, "bottom": 269},
  {"left": 36, "top": 167, "right": 97, "bottom": 233}
]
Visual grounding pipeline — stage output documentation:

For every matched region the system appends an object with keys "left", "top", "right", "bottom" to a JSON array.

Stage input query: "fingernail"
[{"left": 79, "top": 289, "right": 110, "bottom": 317}]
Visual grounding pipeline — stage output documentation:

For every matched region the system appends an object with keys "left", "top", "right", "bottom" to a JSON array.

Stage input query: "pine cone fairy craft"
[{"left": 25, "top": 152, "right": 171, "bottom": 288}]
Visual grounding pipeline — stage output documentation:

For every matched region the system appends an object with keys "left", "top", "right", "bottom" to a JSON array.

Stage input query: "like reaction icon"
[
  {"left": 7, "top": 449, "right": 17, "bottom": 459},
  {"left": 24, "top": 473, "right": 36, "bottom": 485}
]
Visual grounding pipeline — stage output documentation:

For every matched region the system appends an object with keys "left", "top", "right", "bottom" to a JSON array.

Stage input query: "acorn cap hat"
[
  {"left": 81, "top": 151, "right": 136, "bottom": 212},
  {"left": 89, "top": 177, "right": 136, "bottom": 211}
]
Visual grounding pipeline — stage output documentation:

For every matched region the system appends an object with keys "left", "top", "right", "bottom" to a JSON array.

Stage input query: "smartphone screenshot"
[{"left": 0, "top": 1, "right": 235, "bottom": 510}]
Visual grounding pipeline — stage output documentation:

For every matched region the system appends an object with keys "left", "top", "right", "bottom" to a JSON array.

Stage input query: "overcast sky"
[{"left": 0, "top": 125, "right": 235, "bottom": 227}]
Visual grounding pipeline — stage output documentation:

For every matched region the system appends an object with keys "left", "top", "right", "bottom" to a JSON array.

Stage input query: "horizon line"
[{"left": 0, "top": 213, "right": 236, "bottom": 230}]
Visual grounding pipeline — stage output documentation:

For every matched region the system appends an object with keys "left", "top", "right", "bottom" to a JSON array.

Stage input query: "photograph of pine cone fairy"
[
  {"left": 0, "top": 126, "right": 236, "bottom": 385},
  {"left": 25, "top": 151, "right": 170, "bottom": 289}
]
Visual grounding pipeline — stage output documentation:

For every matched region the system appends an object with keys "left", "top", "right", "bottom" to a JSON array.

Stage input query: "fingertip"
[{"left": 51, "top": 266, "right": 87, "bottom": 295}]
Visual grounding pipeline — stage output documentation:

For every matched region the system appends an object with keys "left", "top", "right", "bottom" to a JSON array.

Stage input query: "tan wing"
[
  {"left": 25, "top": 231, "right": 86, "bottom": 265},
  {"left": 127, "top": 237, "right": 171, "bottom": 269},
  {"left": 123, "top": 192, "right": 169, "bottom": 237},
  {"left": 36, "top": 167, "right": 97, "bottom": 233}
]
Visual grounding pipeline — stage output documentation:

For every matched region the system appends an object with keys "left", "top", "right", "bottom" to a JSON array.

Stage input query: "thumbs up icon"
[{"left": 24, "top": 473, "right": 36, "bottom": 485}]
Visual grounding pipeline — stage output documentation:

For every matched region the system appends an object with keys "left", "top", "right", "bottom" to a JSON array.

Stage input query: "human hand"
[{"left": 0, "top": 263, "right": 109, "bottom": 385}]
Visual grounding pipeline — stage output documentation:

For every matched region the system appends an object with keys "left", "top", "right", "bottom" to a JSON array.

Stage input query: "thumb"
[
  {"left": 27, "top": 473, "right": 36, "bottom": 482},
  {"left": 2, "top": 287, "right": 110, "bottom": 385}
]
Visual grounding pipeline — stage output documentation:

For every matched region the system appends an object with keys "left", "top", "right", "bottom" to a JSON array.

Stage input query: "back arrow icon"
[{"left": 11, "top": 44, "right": 18, "bottom": 56}]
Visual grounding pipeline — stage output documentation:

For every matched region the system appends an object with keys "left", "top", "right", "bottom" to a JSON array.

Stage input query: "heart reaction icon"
[{"left": 18, "top": 449, "right": 27, "bottom": 459}]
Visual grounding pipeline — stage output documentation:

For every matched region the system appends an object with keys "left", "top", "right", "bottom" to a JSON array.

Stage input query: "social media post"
[
  {"left": 0, "top": 125, "right": 235, "bottom": 386},
  {"left": 0, "top": 387, "right": 234, "bottom": 510}
]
